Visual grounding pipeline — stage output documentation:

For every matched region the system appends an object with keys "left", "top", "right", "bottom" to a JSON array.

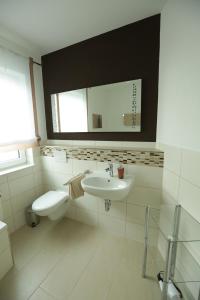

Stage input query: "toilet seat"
[{"left": 32, "top": 191, "right": 69, "bottom": 213}]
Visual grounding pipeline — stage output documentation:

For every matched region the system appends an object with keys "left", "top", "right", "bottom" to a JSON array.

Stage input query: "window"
[
  {"left": 0, "top": 47, "right": 37, "bottom": 170},
  {"left": 0, "top": 47, "right": 37, "bottom": 152},
  {"left": 0, "top": 150, "right": 26, "bottom": 170}
]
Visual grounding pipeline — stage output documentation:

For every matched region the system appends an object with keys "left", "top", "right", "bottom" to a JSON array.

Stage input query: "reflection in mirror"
[
  {"left": 51, "top": 89, "right": 87, "bottom": 132},
  {"left": 51, "top": 79, "right": 141, "bottom": 133}
]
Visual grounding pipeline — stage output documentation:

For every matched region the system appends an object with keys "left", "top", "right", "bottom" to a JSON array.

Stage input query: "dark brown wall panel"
[{"left": 42, "top": 14, "right": 160, "bottom": 141}]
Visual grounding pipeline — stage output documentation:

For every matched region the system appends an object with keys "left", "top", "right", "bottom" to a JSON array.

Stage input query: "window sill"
[{"left": 0, "top": 163, "right": 34, "bottom": 177}]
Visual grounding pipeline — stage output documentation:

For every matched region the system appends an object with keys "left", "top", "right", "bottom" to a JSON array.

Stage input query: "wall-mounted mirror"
[{"left": 51, "top": 79, "right": 142, "bottom": 133}]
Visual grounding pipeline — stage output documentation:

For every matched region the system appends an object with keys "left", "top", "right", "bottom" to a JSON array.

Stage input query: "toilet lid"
[{"left": 32, "top": 191, "right": 69, "bottom": 212}]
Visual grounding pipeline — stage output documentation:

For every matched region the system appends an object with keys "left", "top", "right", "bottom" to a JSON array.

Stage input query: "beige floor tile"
[
  {"left": 41, "top": 226, "right": 103, "bottom": 300},
  {"left": 120, "top": 239, "right": 144, "bottom": 270},
  {"left": 0, "top": 218, "right": 160, "bottom": 300},
  {"left": 0, "top": 219, "right": 63, "bottom": 300},
  {"left": 68, "top": 235, "right": 125, "bottom": 300},
  {"left": 11, "top": 218, "right": 88, "bottom": 271},
  {"left": 11, "top": 218, "right": 55, "bottom": 270},
  {"left": 0, "top": 239, "right": 63, "bottom": 300},
  {"left": 29, "top": 288, "right": 56, "bottom": 300},
  {"left": 41, "top": 247, "right": 96, "bottom": 300},
  {"left": 106, "top": 262, "right": 160, "bottom": 300}
]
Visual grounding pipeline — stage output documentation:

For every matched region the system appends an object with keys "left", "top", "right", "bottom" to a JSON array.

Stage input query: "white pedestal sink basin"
[{"left": 81, "top": 172, "right": 133, "bottom": 201}]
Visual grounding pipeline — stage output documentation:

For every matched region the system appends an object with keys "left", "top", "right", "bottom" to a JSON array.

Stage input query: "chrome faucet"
[{"left": 105, "top": 163, "right": 114, "bottom": 177}]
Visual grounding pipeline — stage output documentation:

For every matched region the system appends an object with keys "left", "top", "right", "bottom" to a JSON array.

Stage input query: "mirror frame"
[
  {"left": 50, "top": 79, "right": 142, "bottom": 135},
  {"left": 44, "top": 78, "right": 158, "bottom": 142}
]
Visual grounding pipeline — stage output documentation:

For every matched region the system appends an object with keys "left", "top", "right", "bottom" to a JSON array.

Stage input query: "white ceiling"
[{"left": 0, "top": 0, "right": 166, "bottom": 55}]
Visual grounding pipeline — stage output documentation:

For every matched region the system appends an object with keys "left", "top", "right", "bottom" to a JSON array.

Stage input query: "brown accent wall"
[{"left": 42, "top": 14, "right": 160, "bottom": 141}]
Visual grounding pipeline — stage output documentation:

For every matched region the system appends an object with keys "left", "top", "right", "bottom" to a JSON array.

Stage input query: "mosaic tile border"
[{"left": 40, "top": 145, "right": 164, "bottom": 168}]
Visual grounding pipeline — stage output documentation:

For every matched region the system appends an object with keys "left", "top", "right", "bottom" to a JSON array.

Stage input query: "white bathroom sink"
[{"left": 81, "top": 173, "right": 133, "bottom": 201}]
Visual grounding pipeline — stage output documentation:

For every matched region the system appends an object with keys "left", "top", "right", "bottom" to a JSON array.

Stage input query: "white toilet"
[{"left": 32, "top": 190, "right": 69, "bottom": 221}]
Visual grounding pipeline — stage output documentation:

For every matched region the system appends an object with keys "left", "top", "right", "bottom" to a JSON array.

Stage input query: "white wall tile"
[
  {"left": 7, "top": 166, "right": 33, "bottom": 181},
  {"left": 41, "top": 171, "right": 53, "bottom": 186},
  {"left": 123, "top": 164, "right": 137, "bottom": 176},
  {"left": 76, "top": 208, "right": 98, "bottom": 227},
  {"left": 181, "top": 149, "right": 200, "bottom": 188},
  {"left": 98, "top": 214, "right": 125, "bottom": 237},
  {"left": 4, "top": 216, "right": 15, "bottom": 233},
  {"left": 47, "top": 139, "right": 74, "bottom": 145},
  {"left": 32, "top": 147, "right": 41, "bottom": 158},
  {"left": 33, "top": 170, "right": 43, "bottom": 187},
  {"left": 0, "top": 183, "right": 10, "bottom": 201},
  {"left": 41, "top": 170, "right": 71, "bottom": 190},
  {"left": 43, "top": 184, "right": 52, "bottom": 193},
  {"left": 179, "top": 178, "right": 200, "bottom": 224},
  {"left": 128, "top": 165, "right": 163, "bottom": 189},
  {"left": 98, "top": 200, "right": 126, "bottom": 221},
  {"left": 126, "top": 204, "right": 145, "bottom": 225},
  {"left": 176, "top": 244, "right": 200, "bottom": 299},
  {"left": 72, "top": 159, "right": 97, "bottom": 174},
  {"left": 125, "top": 222, "right": 144, "bottom": 243},
  {"left": 14, "top": 209, "right": 27, "bottom": 231},
  {"left": 163, "top": 144, "right": 182, "bottom": 175},
  {"left": 1, "top": 200, "right": 12, "bottom": 220},
  {"left": 8, "top": 174, "right": 35, "bottom": 197},
  {"left": 161, "top": 190, "right": 178, "bottom": 207},
  {"left": 35, "top": 185, "right": 45, "bottom": 198},
  {"left": 178, "top": 212, "right": 200, "bottom": 264},
  {"left": 0, "top": 247, "right": 13, "bottom": 280},
  {"left": 10, "top": 189, "right": 35, "bottom": 213},
  {"left": 33, "top": 157, "right": 42, "bottom": 171},
  {"left": 65, "top": 203, "right": 77, "bottom": 220},
  {"left": 0, "top": 175, "right": 8, "bottom": 185},
  {"left": 73, "top": 140, "right": 96, "bottom": 146},
  {"left": 52, "top": 159, "right": 73, "bottom": 174},
  {"left": 0, "top": 199, "right": 3, "bottom": 220},
  {"left": 96, "top": 161, "right": 129, "bottom": 176},
  {"left": 157, "top": 233, "right": 168, "bottom": 261},
  {"left": 40, "top": 156, "right": 53, "bottom": 171},
  {"left": 0, "top": 228, "right": 9, "bottom": 253},
  {"left": 50, "top": 172, "right": 72, "bottom": 191},
  {"left": 122, "top": 141, "right": 156, "bottom": 149},
  {"left": 162, "top": 169, "right": 180, "bottom": 201},
  {"left": 127, "top": 186, "right": 161, "bottom": 208},
  {"left": 126, "top": 221, "right": 158, "bottom": 246},
  {"left": 148, "top": 228, "right": 159, "bottom": 246},
  {"left": 52, "top": 149, "right": 67, "bottom": 162},
  {"left": 158, "top": 142, "right": 200, "bottom": 298},
  {"left": 0, "top": 148, "right": 44, "bottom": 233},
  {"left": 95, "top": 141, "right": 123, "bottom": 147},
  {"left": 73, "top": 193, "right": 99, "bottom": 212},
  {"left": 96, "top": 161, "right": 109, "bottom": 172}
]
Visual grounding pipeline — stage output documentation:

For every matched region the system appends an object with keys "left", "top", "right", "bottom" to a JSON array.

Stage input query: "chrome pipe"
[
  {"left": 170, "top": 205, "right": 181, "bottom": 279},
  {"left": 162, "top": 237, "right": 174, "bottom": 300},
  {"left": 142, "top": 206, "right": 150, "bottom": 278}
]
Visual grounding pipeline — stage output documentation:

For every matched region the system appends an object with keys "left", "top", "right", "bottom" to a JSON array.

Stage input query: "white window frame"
[{"left": 0, "top": 150, "right": 27, "bottom": 170}]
